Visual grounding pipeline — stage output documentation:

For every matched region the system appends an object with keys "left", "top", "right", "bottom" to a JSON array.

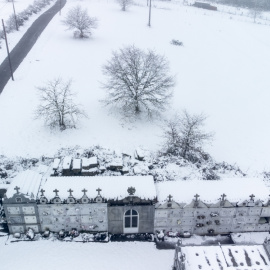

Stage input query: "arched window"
[{"left": 124, "top": 209, "right": 138, "bottom": 228}]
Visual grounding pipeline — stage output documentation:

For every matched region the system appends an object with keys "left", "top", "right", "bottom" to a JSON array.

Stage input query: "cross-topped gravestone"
[
  {"left": 53, "top": 189, "right": 59, "bottom": 197},
  {"left": 221, "top": 193, "right": 226, "bottom": 201},
  {"left": 250, "top": 194, "right": 255, "bottom": 201},
  {"left": 40, "top": 189, "right": 45, "bottom": 196},
  {"left": 82, "top": 188, "right": 87, "bottom": 196},
  {"left": 96, "top": 188, "right": 102, "bottom": 196},
  {"left": 168, "top": 194, "right": 173, "bottom": 202},
  {"left": 14, "top": 186, "right": 20, "bottom": 194},
  {"left": 68, "top": 189, "right": 73, "bottom": 197},
  {"left": 194, "top": 194, "right": 200, "bottom": 201}
]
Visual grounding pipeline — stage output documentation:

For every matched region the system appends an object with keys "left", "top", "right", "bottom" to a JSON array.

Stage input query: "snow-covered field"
[
  {"left": 0, "top": 236, "right": 174, "bottom": 270},
  {"left": 0, "top": 0, "right": 270, "bottom": 174}
]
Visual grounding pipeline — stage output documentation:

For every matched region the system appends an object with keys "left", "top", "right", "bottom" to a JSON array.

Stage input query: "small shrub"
[
  {"left": 5, "top": 14, "right": 18, "bottom": 33},
  {"left": 171, "top": 39, "right": 183, "bottom": 46}
]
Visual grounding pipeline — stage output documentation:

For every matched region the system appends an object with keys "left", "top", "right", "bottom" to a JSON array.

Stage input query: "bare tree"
[
  {"left": 249, "top": 0, "right": 262, "bottom": 22},
  {"left": 63, "top": 5, "right": 98, "bottom": 38},
  {"left": 162, "top": 110, "right": 214, "bottom": 161},
  {"left": 101, "top": 45, "right": 174, "bottom": 119},
  {"left": 117, "top": 0, "right": 133, "bottom": 11},
  {"left": 35, "top": 78, "right": 87, "bottom": 130}
]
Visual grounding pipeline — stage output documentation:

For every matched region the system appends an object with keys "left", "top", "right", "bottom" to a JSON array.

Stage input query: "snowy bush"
[
  {"left": 5, "top": 14, "right": 18, "bottom": 33},
  {"left": 63, "top": 5, "right": 98, "bottom": 38},
  {"left": 117, "top": 0, "right": 133, "bottom": 11},
  {"left": 170, "top": 39, "right": 183, "bottom": 46},
  {"left": 161, "top": 110, "right": 214, "bottom": 161}
]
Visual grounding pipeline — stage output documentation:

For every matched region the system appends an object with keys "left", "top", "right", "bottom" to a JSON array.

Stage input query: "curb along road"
[{"left": 0, "top": 0, "right": 67, "bottom": 94}]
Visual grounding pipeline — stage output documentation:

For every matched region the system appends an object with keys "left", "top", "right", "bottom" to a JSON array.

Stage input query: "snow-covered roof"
[
  {"left": 39, "top": 175, "right": 156, "bottom": 200},
  {"left": 156, "top": 178, "right": 270, "bottom": 204},
  {"left": 63, "top": 156, "right": 72, "bottom": 170},
  {"left": 72, "top": 159, "right": 81, "bottom": 170},
  {"left": 5, "top": 170, "right": 42, "bottom": 199},
  {"left": 82, "top": 157, "right": 97, "bottom": 167},
  {"left": 182, "top": 245, "right": 270, "bottom": 270},
  {"left": 53, "top": 158, "right": 61, "bottom": 170}
]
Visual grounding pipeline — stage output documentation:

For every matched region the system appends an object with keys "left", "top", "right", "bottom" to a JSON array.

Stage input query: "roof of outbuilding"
[
  {"left": 39, "top": 175, "right": 156, "bottom": 200},
  {"left": 5, "top": 170, "right": 42, "bottom": 199},
  {"left": 156, "top": 178, "right": 269, "bottom": 204}
]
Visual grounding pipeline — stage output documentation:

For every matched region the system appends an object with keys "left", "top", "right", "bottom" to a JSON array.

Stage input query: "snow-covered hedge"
[{"left": 0, "top": 145, "right": 251, "bottom": 185}]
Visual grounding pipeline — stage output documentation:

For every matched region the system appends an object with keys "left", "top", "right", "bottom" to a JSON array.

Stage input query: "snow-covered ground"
[
  {"left": 0, "top": 236, "right": 174, "bottom": 270},
  {"left": 0, "top": 0, "right": 270, "bottom": 175}
]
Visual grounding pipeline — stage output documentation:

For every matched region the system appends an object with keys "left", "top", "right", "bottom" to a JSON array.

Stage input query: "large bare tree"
[
  {"left": 63, "top": 5, "right": 98, "bottom": 38},
  {"left": 35, "top": 78, "right": 87, "bottom": 130},
  {"left": 102, "top": 45, "right": 174, "bottom": 119},
  {"left": 162, "top": 110, "right": 214, "bottom": 161}
]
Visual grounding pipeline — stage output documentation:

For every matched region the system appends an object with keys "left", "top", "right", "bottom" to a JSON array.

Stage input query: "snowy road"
[{"left": 0, "top": 0, "right": 66, "bottom": 93}]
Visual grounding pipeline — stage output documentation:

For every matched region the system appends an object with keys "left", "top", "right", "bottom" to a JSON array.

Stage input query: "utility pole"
[
  {"left": 59, "top": 0, "right": 62, "bottom": 15},
  {"left": 148, "top": 0, "right": 152, "bottom": 27},
  {"left": 2, "top": 19, "right": 14, "bottom": 81},
  {"left": 12, "top": 0, "right": 19, "bottom": 31}
]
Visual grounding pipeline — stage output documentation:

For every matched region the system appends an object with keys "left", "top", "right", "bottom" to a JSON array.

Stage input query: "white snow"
[
  {"left": 52, "top": 158, "right": 61, "bottom": 169},
  {"left": 82, "top": 156, "right": 98, "bottom": 168},
  {"left": 156, "top": 177, "right": 270, "bottom": 204},
  {"left": 231, "top": 232, "right": 270, "bottom": 245},
  {"left": 0, "top": 0, "right": 269, "bottom": 173},
  {"left": 72, "top": 158, "right": 81, "bottom": 169},
  {"left": 0, "top": 237, "right": 174, "bottom": 270},
  {"left": 62, "top": 156, "right": 72, "bottom": 170},
  {"left": 5, "top": 169, "right": 42, "bottom": 199},
  {"left": 40, "top": 175, "right": 156, "bottom": 200}
]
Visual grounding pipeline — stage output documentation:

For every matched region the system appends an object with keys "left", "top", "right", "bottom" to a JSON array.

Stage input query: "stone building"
[
  {"left": 3, "top": 171, "right": 270, "bottom": 237},
  {"left": 155, "top": 178, "right": 270, "bottom": 235},
  {"left": 2, "top": 170, "right": 42, "bottom": 234},
  {"left": 3, "top": 172, "right": 156, "bottom": 234}
]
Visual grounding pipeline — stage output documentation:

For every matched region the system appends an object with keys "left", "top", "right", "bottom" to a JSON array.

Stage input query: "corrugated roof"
[{"left": 5, "top": 170, "right": 42, "bottom": 199}]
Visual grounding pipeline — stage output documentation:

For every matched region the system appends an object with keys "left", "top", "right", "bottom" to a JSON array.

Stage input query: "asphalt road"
[{"left": 0, "top": 0, "right": 67, "bottom": 94}]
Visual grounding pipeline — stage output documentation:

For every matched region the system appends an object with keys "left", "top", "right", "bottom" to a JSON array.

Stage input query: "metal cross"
[
  {"left": 194, "top": 194, "right": 200, "bottom": 201},
  {"left": 168, "top": 194, "right": 173, "bottom": 202},
  {"left": 68, "top": 189, "right": 73, "bottom": 197},
  {"left": 221, "top": 193, "right": 226, "bottom": 201},
  {"left": 82, "top": 188, "right": 87, "bottom": 195},
  {"left": 249, "top": 194, "right": 255, "bottom": 201},
  {"left": 40, "top": 189, "right": 45, "bottom": 196},
  {"left": 53, "top": 189, "right": 59, "bottom": 196},
  {"left": 96, "top": 188, "right": 102, "bottom": 196},
  {"left": 14, "top": 186, "right": 20, "bottom": 194}
]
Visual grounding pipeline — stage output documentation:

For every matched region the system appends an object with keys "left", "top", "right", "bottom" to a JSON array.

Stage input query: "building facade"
[{"left": 2, "top": 171, "right": 270, "bottom": 236}]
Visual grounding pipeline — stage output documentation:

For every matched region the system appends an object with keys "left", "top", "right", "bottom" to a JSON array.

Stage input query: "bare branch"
[
  {"left": 162, "top": 110, "right": 214, "bottom": 162},
  {"left": 101, "top": 45, "right": 174, "bottom": 120},
  {"left": 35, "top": 78, "right": 87, "bottom": 130}
]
